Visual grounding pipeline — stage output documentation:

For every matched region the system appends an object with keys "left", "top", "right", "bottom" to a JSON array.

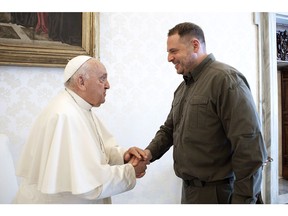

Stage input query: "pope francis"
[{"left": 13, "top": 55, "right": 148, "bottom": 204}]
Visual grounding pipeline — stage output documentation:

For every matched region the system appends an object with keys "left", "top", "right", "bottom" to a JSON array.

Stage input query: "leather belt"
[{"left": 184, "top": 177, "right": 233, "bottom": 187}]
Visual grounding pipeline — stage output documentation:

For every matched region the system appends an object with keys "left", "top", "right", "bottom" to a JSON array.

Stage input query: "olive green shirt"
[{"left": 146, "top": 54, "right": 267, "bottom": 203}]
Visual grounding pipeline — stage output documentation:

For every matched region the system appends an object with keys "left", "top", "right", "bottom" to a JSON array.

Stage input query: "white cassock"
[{"left": 14, "top": 89, "right": 136, "bottom": 204}]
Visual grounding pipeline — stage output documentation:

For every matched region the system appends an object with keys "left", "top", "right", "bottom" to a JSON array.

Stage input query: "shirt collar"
[
  {"left": 183, "top": 53, "right": 215, "bottom": 85},
  {"left": 65, "top": 88, "right": 93, "bottom": 111}
]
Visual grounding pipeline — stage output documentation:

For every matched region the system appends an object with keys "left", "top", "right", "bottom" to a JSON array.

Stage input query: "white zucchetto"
[{"left": 64, "top": 55, "right": 92, "bottom": 83}]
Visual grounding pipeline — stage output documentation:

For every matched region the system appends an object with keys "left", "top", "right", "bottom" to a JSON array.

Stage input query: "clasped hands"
[{"left": 124, "top": 147, "right": 152, "bottom": 178}]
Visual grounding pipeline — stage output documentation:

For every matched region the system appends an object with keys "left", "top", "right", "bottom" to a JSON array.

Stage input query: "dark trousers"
[{"left": 181, "top": 179, "right": 233, "bottom": 204}]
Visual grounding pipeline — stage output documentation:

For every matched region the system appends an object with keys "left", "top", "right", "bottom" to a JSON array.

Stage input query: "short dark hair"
[{"left": 168, "top": 22, "right": 206, "bottom": 44}]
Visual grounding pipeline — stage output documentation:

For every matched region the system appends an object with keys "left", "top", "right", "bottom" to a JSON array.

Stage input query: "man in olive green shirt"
[{"left": 145, "top": 22, "right": 267, "bottom": 204}]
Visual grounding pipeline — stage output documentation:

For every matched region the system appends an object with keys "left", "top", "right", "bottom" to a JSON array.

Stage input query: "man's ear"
[
  {"left": 77, "top": 75, "right": 86, "bottom": 90},
  {"left": 192, "top": 38, "right": 200, "bottom": 52}
]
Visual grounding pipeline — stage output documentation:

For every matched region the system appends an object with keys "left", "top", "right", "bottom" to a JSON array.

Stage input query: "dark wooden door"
[{"left": 281, "top": 69, "right": 288, "bottom": 179}]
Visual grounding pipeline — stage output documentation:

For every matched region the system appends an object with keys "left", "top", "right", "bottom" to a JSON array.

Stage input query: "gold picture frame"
[{"left": 0, "top": 12, "right": 99, "bottom": 67}]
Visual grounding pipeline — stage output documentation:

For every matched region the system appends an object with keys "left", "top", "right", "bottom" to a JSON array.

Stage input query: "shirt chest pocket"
[{"left": 188, "top": 96, "right": 209, "bottom": 129}]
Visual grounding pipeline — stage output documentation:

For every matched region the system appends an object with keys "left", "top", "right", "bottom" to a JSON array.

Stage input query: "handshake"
[{"left": 124, "top": 147, "right": 152, "bottom": 178}]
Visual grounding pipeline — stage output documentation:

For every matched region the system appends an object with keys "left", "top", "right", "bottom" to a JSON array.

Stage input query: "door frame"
[{"left": 255, "top": 12, "right": 288, "bottom": 204}]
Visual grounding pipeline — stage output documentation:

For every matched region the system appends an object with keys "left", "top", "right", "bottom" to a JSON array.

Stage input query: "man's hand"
[
  {"left": 124, "top": 147, "right": 152, "bottom": 178},
  {"left": 133, "top": 159, "right": 148, "bottom": 178},
  {"left": 124, "top": 146, "right": 148, "bottom": 165}
]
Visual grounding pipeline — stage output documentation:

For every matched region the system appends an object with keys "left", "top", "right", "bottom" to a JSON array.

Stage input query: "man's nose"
[
  {"left": 105, "top": 80, "right": 110, "bottom": 89},
  {"left": 168, "top": 53, "right": 174, "bottom": 62}
]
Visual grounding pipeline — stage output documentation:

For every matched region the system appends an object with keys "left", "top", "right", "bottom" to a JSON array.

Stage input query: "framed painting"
[{"left": 0, "top": 12, "right": 99, "bottom": 67}]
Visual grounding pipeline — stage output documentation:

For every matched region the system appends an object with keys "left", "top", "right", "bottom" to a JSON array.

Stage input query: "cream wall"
[{"left": 0, "top": 12, "right": 258, "bottom": 204}]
